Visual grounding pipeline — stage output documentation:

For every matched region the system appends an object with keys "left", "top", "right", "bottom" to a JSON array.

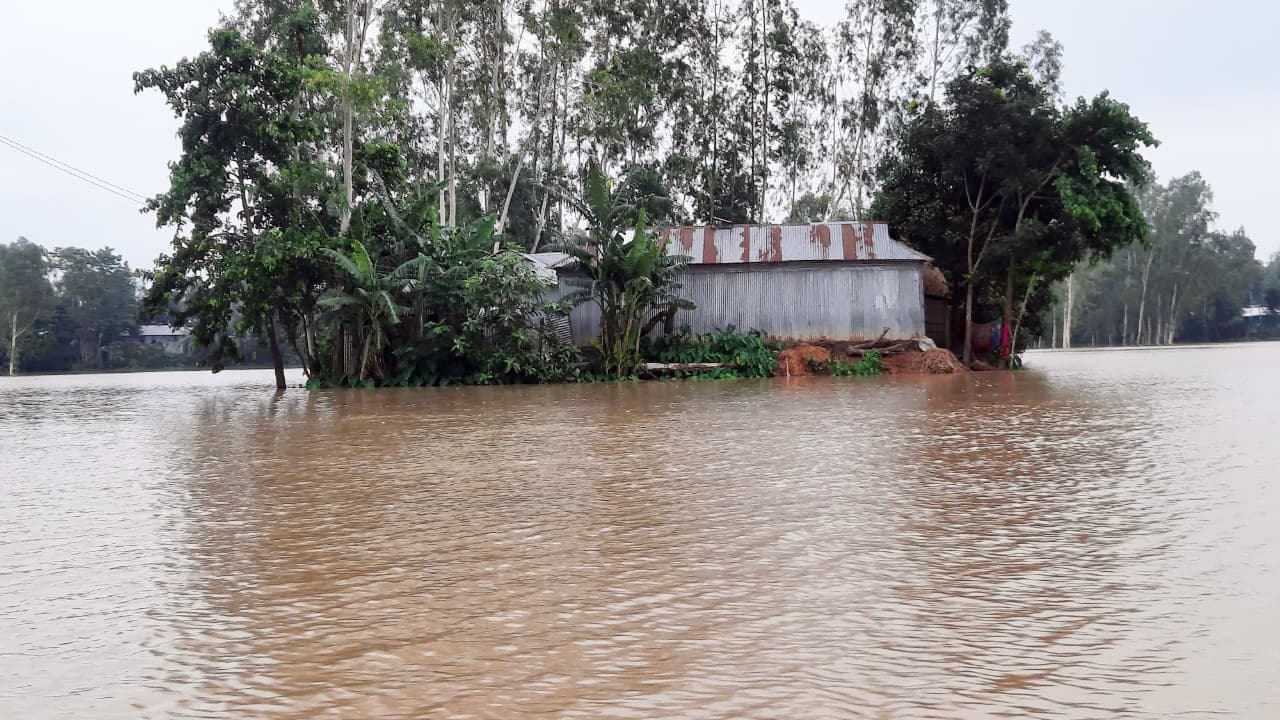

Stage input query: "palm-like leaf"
[
  {"left": 318, "top": 294, "right": 362, "bottom": 309},
  {"left": 322, "top": 246, "right": 364, "bottom": 282}
]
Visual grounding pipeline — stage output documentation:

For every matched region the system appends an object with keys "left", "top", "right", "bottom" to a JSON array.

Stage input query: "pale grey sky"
[{"left": 2, "top": 1, "right": 1276, "bottom": 269}]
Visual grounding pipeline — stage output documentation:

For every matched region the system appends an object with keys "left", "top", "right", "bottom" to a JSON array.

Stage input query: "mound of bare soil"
[{"left": 774, "top": 345, "right": 832, "bottom": 377}]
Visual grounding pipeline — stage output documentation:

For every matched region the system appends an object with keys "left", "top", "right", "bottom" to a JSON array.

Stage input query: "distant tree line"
[
  {"left": 0, "top": 238, "right": 280, "bottom": 375},
  {"left": 873, "top": 49, "right": 1154, "bottom": 362},
  {"left": 0, "top": 239, "right": 141, "bottom": 374},
  {"left": 1036, "top": 173, "right": 1275, "bottom": 347}
]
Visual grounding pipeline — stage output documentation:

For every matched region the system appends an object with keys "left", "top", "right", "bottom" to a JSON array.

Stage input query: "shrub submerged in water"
[
  {"left": 646, "top": 326, "right": 780, "bottom": 379},
  {"left": 831, "top": 350, "right": 885, "bottom": 377}
]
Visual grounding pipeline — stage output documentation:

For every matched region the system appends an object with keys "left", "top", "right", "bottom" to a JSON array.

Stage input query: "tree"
[
  {"left": 1265, "top": 287, "right": 1280, "bottom": 315},
  {"left": 875, "top": 58, "right": 1154, "bottom": 362},
  {"left": 53, "top": 247, "right": 138, "bottom": 368},
  {"left": 136, "top": 28, "right": 331, "bottom": 389},
  {"left": 829, "top": 0, "right": 919, "bottom": 220},
  {"left": 1040, "top": 175, "right": 1263, "bottom": 346},
  {"left": 0, "top": 238, "right": 53, "bottom": 376},
  {"left": 1264, "top": 250, "right": 1280, "bottom": 293},
  {"left": 916, "top": 0, "right": 1007, "bottom": 109}
]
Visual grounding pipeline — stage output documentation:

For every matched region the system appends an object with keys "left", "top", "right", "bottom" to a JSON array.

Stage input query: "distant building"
[
  {"left": 533, "top": 221, "right": 931, "bottom": 345},
  {"left": 120, "top": 326, "right": 192, "bottom": 356},
  {"left": 134, "top": 325, "right": 191, "bottom": 345}
]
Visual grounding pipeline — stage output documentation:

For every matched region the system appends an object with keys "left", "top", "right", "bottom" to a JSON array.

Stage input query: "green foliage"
[
  {"left": 1044, "top": 173, "right": 1264, "bottom": 346},
  {"left": 874, "top": 55, "right": 1156, "bottom": 358},
  {"left": 311, "top": 191, "right": 580, "bottom": 388},
  {"left": 135, "top": 26, "right": 335, "bottom": 383},
  {"left": 559, "top": 160, "right": 694, "bottom": 379},
  {"left": 53, "top": 247, "right": 138, "bottom": 369},
  {"left": 0, "top": 238, "right": 54, "bottom": 375},
  {"left": 318, "top": 239, "right": 416, "bottom": 381},
  {"left": 831, "top": 350, "right": 884, "bottom": 377},
  {"left": 647, "top": 326, "right": 779, "bottom": 379}
]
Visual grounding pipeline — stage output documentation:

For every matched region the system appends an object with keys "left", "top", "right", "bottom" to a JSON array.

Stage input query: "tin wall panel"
[{"left": 548, "top": 264, "right": 926, "bottom": 344}]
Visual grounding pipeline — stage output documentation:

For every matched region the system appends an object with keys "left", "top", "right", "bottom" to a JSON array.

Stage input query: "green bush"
[
  {"left": 313, "top": 200, "right": 582, "bottom": 388},
  {"left": 831, "top": 350, "right": 884, "bottom": 377},
  {"left": 646, "top": 326, "right": 779, "bottom": 379}
]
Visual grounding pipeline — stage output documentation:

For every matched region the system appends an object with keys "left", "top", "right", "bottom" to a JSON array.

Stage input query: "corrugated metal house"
[{"left": 536, "top": 221, "right": 930, "bottom": 344}]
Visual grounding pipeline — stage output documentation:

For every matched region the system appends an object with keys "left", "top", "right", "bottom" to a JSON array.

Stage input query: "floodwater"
[{"left": 2, "top": 344, "right": 1279, "bottom": 719}]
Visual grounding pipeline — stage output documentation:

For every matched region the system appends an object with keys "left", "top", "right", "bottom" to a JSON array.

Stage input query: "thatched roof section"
[{"left": 923, "top": 264, "right": 950, "bottom": 298}]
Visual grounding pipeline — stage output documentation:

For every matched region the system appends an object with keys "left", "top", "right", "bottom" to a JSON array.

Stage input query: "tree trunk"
[
  {"left": 962, "top": 279, "right": 975, "bottom": 365},
  {"left": 530, "top": 193, "right": 551, "bottom": 253},
  {"left": 1122, "top": 249, "right": 1133, "bottom": 344},
  {"left": 1063, "top": 272, "right": 1073, "bottom": 349},
  {"left": 340, "top": 7, "right": 356, "bottom": 236},
  {"left": 481, "top": 0, "right": 505, "bottom": 213},
  {"left": 848, "top": 15, "right": 876, "bottom": 221},
  {"left": 1137, "top": 249, "right": 1156, "bottom": 346},
  {"left": 495, "top": 153, "right": 524, "bottom": 239},
  {"left": 343, "top": 324, "right": 356, "bottom": 378},
  {"left": 302, "top": 313, "right": 319, "bottom": 377},
  {"left": 760, "top": 0, "right": 769, "bottom": 222},
  {"left": 8, "top": 311, "right": 17, "bottom": 376},
  {"left": 447, "top": 15, "right": 458, "bottom": 228},
  {"left": 438, "top": 71, "right": 449, "bottom": 224},
  {"left": 1001, "top": 262, "right": 1014, "bottom": 367},
  {"left": 339, "top": 1, "right": 372, "bottom": 236},
  {"left": 1155, "top": 295, "right": 1163, "bottom": 346},
  {"left": 709, "top": 0, "right": 721, "bottom": 224},
  {"left": 267, "top": 312, "right": 286, "bottom": 391},
  {"left": 1167, "top": 281, "right": 1179, "bottom": 344},
  {"left": 1011, "top": 272, "right": 1037, "bottom": 357},
  {"left": 436, "top": 4, "right": 449, "bottom": 225}
]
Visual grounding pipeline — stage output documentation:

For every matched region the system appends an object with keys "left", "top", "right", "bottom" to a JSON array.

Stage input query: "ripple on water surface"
[{"left": 2, "top": 347, "right": 1279, "bottom": 719}]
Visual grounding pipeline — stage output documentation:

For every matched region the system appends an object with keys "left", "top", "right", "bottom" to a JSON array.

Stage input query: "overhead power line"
[{"left": 0, "top": 133, "right": 150, "bottom": 205}]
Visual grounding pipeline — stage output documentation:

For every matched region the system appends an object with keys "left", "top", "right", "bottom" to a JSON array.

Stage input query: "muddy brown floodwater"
[{"left": 3, "top": 343, "right": 1280, "bottom": 719}]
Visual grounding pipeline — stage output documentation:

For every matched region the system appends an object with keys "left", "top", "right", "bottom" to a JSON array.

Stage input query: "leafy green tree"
[
  {"left": 875, "top": 58, "right": 1154, "bottom": 362},
  {"left": 0, "top": 238, "right": 54, "bottom": 376},
  {"left": 1039, "top": 174, "right": 1264, "bottom": 347},
  {"left": 52, "top": 247, "right": 138, "bottom": 368},
  {"left": 1264, "top": 287, "right": 1280, "bottom": 316},
  {"left": 307, "top": 182, "right": 579, "bottom": 387},
  {"left": 1264, "top": 250, "right": 1280, "bottom": 293},
  {"left": 136, "top": 28, "right": 332, "bottom": 389}
]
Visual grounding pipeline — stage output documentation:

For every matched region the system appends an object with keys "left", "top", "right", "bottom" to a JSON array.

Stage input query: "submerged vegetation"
[
  {"left": 831, "top": 351, "right": 886, "bottom": 377},
  {"left": 648, "top": 327, "right": 781, "bottom": 380},
  {"left": 557, "top": 162, "right": 694, "bottom": 380}
]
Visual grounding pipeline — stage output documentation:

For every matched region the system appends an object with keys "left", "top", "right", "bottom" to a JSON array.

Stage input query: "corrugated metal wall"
[{"left": 548, "top": 262, "right": 926, "bottom": 343}]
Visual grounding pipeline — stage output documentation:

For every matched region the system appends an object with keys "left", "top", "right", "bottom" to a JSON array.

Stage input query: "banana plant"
[
  {"left": 558, "top": 160, "right": 694, "bottom": 378},
  {"left": 319, "top": 239, "right": 420, "bottom": 381}
]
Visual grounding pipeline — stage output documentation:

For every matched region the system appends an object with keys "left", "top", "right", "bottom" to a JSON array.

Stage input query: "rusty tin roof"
[{"left": 657, "top": 222, "right": 928, "bottom": 265}]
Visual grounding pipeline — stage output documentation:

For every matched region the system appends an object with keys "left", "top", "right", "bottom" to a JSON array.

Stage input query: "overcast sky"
[{"left": 2, "top": 1, "right": 1276, "bottom": 269}]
